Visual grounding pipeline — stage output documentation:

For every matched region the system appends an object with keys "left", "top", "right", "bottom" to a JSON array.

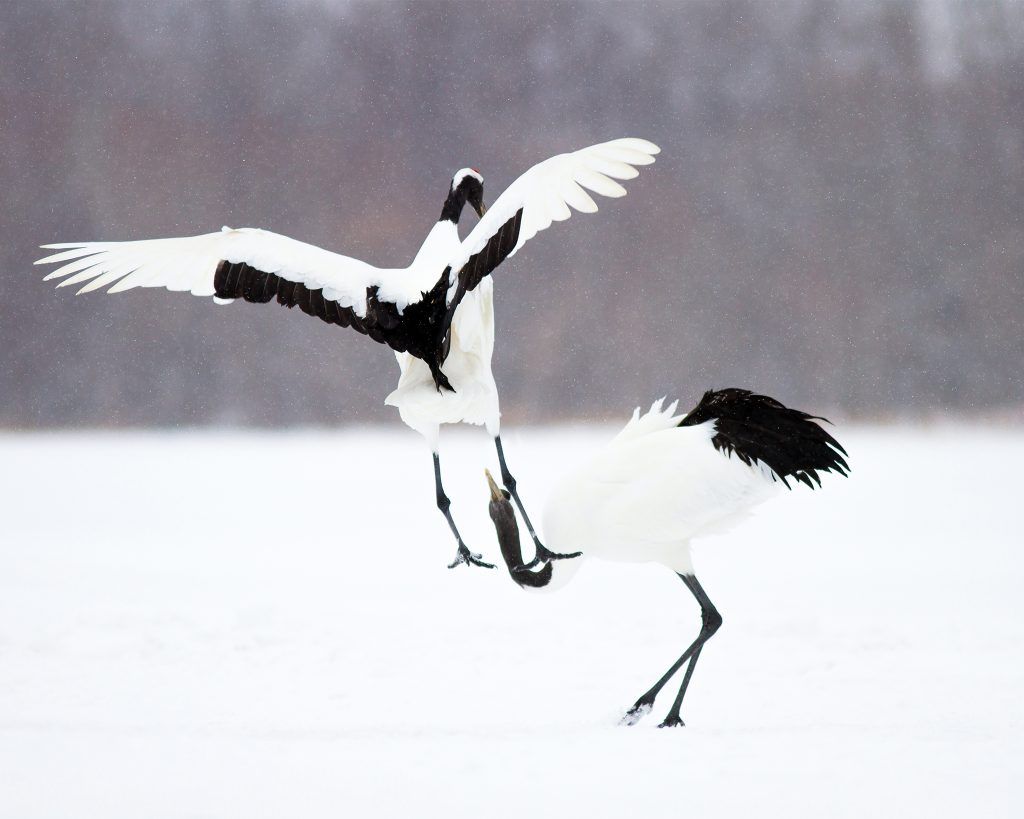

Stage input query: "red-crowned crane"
[
  {"left": 486, "top": 388, "right": 848, "bottom": 726},
  {"left": 35, "top": 138, "right": 660, "bottom": 569}
]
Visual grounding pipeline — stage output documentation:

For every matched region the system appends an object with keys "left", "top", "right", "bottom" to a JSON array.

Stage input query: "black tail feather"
[{"left": 679, "top": 388, "right": 849, "bottom": 488}]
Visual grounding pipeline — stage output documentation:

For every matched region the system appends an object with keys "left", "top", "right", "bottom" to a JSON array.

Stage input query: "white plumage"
[
  {"left": 36, "top": 139, "right": 658, "bottom": 312},
  {"left": 542, "top": 399, "right": 781, "bottom": 584},
  {"left": 35, "top": 138, "right": 660, "bottom": 568}
]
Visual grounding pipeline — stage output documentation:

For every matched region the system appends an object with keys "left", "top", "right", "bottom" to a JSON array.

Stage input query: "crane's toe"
[
  {"left": 657, "top": 715, "right": 686, "bottom": 729},
  {"left": 447, "top": 543, "right": 496, "bottom": 570},
  {"left": 516, "top": 543, "right": 583, "bottom": 571},
  {"left": 620, "top": 700, "right": 654, "bottom": 727}
]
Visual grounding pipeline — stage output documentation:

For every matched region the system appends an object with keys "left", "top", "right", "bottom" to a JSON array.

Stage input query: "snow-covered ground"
[{"left": 1, "top": 423, "right": 1021, "bottom": 818}]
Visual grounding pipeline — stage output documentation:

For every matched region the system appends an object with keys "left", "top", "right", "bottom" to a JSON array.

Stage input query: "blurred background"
[{"left": 2, "top": 0, "right": 1022, "bottom": 427}]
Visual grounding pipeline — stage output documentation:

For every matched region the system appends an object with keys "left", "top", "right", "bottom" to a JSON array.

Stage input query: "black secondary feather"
[
  {"left": 679, "top": 388, "right": 850, "bottom": 488},
  {"left": 212, "top": 207, "right": 524, "bottom": 393}
]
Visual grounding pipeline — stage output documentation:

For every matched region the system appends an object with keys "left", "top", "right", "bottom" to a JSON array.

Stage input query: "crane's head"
[
  {"left": 485, "top": 470, "right": 583, "bottom": 591},
  {"left": 441, "top": 168, "right": 486, "bottom": 222}
]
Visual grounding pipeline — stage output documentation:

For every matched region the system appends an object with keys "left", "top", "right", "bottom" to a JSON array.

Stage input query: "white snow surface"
[{"left": 0, "top": 424, "right": 1020, "bottom": 818}]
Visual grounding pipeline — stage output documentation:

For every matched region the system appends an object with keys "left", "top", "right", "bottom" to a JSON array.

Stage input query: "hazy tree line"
[{"left": 1, "top": 0, "right": 1021, "bottom": 427}]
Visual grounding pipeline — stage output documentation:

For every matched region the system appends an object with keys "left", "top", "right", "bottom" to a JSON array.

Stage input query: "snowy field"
[{"left": 1, "top": 423, "right": 1021, "bottom": 818}]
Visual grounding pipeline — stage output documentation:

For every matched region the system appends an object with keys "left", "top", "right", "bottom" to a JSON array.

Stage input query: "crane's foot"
[
  {"left": 657, "top": 715, "right": 686, "bottom": 729},
  {"left": 447, "top": 543, "right": 495, "bottom": 570},
  {"left": 516, "top": 542, "right": 583, "bottom": 571},
  {"left": 620, "top": 698, "right": 654, "bottom": 727}
]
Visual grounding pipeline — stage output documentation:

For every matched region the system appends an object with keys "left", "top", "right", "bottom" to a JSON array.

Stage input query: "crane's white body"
[
  {"left": 541, "top": 400, "right": 782, "bottom": 588},
  {"left": 387, "top": 283, "right": 498, "bottom": 442},
  {"left": 385, "top": 222, "right": 500, "bottom": 447}
]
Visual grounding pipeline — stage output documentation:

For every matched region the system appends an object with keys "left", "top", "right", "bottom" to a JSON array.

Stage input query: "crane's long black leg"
[
  {"left": 659, "top": 575, "right": 721, "bottom": 727},
  {"left": 620, "top": 573, "right": 722, "bottom": 727},
  {"left": 494, "top": 435, "right": 580, "bottom": 569},
  {"left": 620, "top": 626, "right": 702, "bottom": 726},
  {"left": 434, "top": 452, "right": 494, "bottom": 570},
  {"left": 658, "top": 646, "right": 705, "bottom": 728}
]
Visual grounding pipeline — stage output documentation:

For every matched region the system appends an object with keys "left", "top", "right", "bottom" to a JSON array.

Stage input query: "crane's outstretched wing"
[
  {"left": 36, "top": 137, "right": 660, "bottom": 391},
  {"left": 440, "top": 138, "right": 660, "bottom": 308},
  {"left": 34, "top": 227, "right": 444, "bottom": 353}
]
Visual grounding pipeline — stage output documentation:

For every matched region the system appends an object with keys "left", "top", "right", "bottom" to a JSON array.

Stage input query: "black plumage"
[
  {"left": 489, "top": 485, "right": 554, "bottom": 589},
  {"left": 211, "top": 207, "right": 523, "bottom": 392},
  {"left": 679, "top": 388, "right": 850, "bottom": 488}
]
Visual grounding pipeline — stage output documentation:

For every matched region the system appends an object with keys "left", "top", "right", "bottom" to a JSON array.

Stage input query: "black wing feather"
[
  {"left": 679, "top": 388, "right": 850, "bottom": 487},
  {"left": 440, "top": 208, "right": 524, "bottom": 328},
  {"left": 211, "top": 209, "right": 525, "bottom": 392}
]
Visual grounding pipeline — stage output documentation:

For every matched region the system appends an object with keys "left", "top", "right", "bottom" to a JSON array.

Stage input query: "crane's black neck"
[
  {"left": 440, "top": 174, "right": 484, "bottom": 224},
  {"left": 490, "top": 495, "right": 553, "bottom": 588},
  {"left": 440, "top": 185, "right": 469, "bottom": 224}
]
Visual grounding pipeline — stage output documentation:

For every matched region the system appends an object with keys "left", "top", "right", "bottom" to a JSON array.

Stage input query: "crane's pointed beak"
[
  {"left": 485, "top": 468, "right": 504, "bottom": 501},
  {"left": 474, "top": 200, "right": 487, "bottom": 218}
]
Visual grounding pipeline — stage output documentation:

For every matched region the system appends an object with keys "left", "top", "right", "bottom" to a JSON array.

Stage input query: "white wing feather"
[
  {"left": 610, "top": 397, "right": 684, "bottom": 445},
  {"left": 544, "top": 412, "right": 780, "bottom": 561},
  {"left": 38, "top": 137, "right": 659, "bottom": 314},
  {"left": 445, "top": 138, "right": 659, "bottom": 296},
  {"left": 36, "top": 228, "right": 383, "bottom": 314},
  {"left": 592, "top": 425, "right": 780, "bottom": 546}
]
